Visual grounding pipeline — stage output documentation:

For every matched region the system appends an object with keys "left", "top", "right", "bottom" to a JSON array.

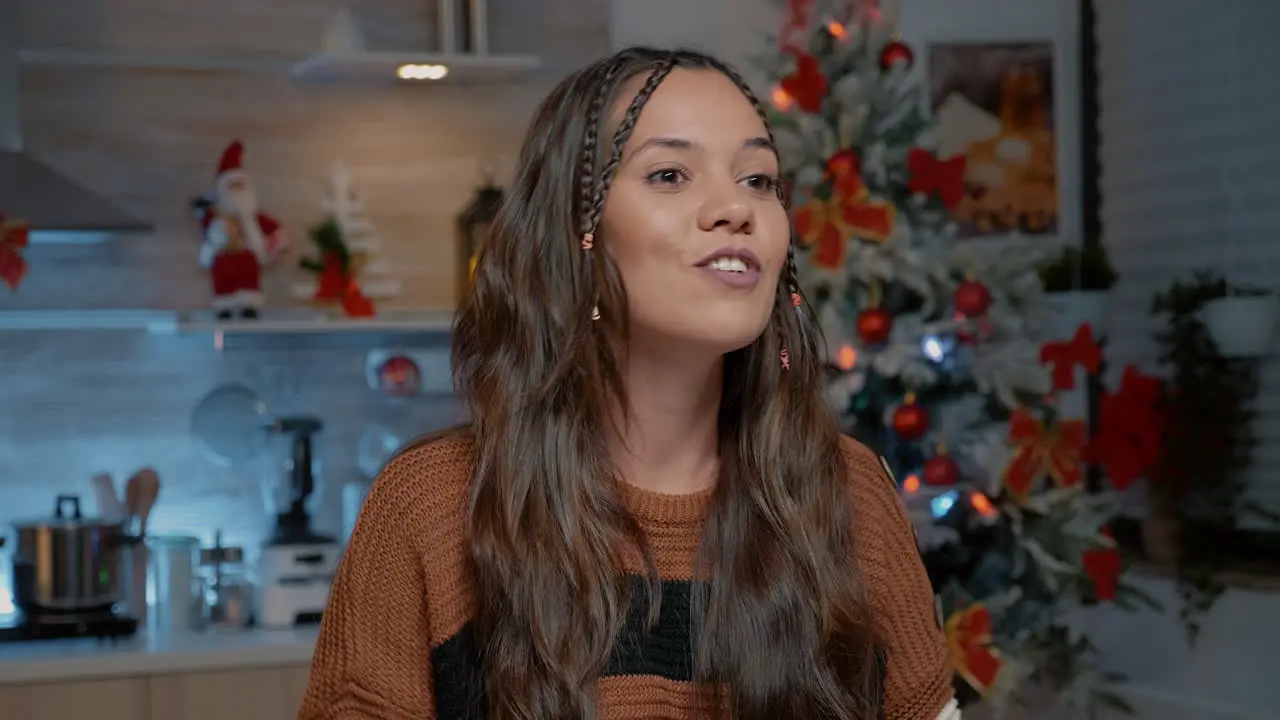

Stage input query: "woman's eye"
[
  {"left": 647, "top": 168, "right": 686, "bottom": 185},
  {"left": 745, "top": 174, "right": 781, "bottom": 193}
]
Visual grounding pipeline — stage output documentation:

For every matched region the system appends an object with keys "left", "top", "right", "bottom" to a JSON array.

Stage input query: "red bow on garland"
[
  {"left": 1002, "top": 408, "right": 1087, "bottom": 502},
  {"left": 793, "top": 150, "right": 896, "bottom": 269},
  {"left": 945, "top": 603, "right": 1004, "bottom": 696},
  {"left": 315, "top": 253, "right": 375, "bottom": 318},
  {"left": 0, "top": 214, "right": 30, "bottom": 291},
  {"left": 1040, "top": 323, "right": 1103, "bottom": 390},
  {"left": 1089, "top": 365, "right": 1164, "bottom": 490},
  {"left": 907, "top": 148, "right": 967, "bottom": 210}
]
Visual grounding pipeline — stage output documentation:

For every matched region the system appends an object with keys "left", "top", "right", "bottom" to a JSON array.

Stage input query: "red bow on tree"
[
  {"left": 315, "top": 253, "right": 375, "bottom": 318},
  {"left": 793, "top": 150, "right": 895, "bottom": 268},
  {"left": 945, "top": 603, "right": 1004, "bottom": 696},
  {"left": 1082, "top": 527, "right": 1121, "bottom": 602},
  {"left": 1040, "top": 323, "right": 1103, "bottom": 390},
  {"left": 1002, "top": 408, "right": 1087, "bottom": 502},
  {"left": 1089, "top": 365, "right": 1164, "bottom": 490},
  {"left": 907, "top": 148, "right": 967, "bottom": 210},
  {"left": 0, "top": 214, "right": 30, "bottom": 290},
  {"left": 778, "top": 51, "right": 827, "bottom": 113}
]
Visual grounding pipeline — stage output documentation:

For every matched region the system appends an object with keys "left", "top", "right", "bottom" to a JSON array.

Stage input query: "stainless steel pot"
[{"left": 9, "top": 494, "right": 127, "bottom": 612}]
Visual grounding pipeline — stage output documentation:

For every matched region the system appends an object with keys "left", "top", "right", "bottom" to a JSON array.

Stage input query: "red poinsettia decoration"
[
  {"left": 1002, "top": 408, "right": 1087, "bottom": 502},
  {"left": 945, "top": 603, "right": 1004, "bottom": 696},
  {"left": 907, "top": 148, "right": 967, "bottom": 210},
  {"left": 1081, "top": 527, "right": 1121, "bottom": 602},
  {"left": 1090, "top": 365, "right": 1164, "bottom": 490},
  {"left": 0, "top": 214, "right": 30, "bottom": 290},
  {"left": 1040, "top": 323, "right": 1103, "bottom": 390},
  {"left": 793, "top": 150, "right": 895, "bottom": 268}
]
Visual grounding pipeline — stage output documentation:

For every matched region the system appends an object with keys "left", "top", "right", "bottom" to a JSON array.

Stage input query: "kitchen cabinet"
[
  {"left": 0, "top": 664, "right": 310, "bottom": 720},
  {"left": 149, "top": 665, "right": 311, "bottom": 720},
  {"left": 0, "top": 677, "right": 149, "bottom": 720}
]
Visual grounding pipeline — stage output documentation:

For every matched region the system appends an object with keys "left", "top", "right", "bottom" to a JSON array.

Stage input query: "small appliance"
[{"left": 255, "top": 416, "right": 340, "bottom": 628}]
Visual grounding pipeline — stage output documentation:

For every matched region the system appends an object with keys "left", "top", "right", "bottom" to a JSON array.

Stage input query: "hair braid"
[
  {"left": 577, "top": 60, "right": 625, "bottom": 237},
  {"left": 583, "top": 57, "right": 678, "bottom": 235}
]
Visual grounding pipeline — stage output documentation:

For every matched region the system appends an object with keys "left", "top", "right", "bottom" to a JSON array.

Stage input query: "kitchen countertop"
[{"left": 0, "top": 627, "right": 318, "bottom": 684}]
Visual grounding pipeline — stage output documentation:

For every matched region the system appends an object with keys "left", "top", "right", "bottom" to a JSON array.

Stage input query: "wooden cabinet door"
[
  {"left": 149, "top": 665, "right": 310, "bottom": 720},
  {"left": 0, "top": 677, "right": 149, "bottom": 720}
]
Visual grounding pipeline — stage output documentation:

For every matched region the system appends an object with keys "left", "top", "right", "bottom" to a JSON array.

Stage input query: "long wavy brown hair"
[{"left": 452, "top": 47, "right": 883, "bottom": 719}]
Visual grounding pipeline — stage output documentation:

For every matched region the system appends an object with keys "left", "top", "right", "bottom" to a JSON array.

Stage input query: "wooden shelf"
[{"left": 0, "top": 309, "right": 454, "bottom": 334}]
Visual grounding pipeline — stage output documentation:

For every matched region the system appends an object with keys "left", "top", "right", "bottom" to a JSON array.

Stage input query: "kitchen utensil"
[
  {"left": 90, "top": 473, "right": 124, "bottom": 519},
  {"left": 8, "top": 495, "right": 126, "bottom": 612},
  {"left": 122, "top": 468, "right": 160, "bottom": 625},
  {"left": 201, "top": 531, "right": 251, "bottom": 630},
  {"left": 190, "top": 383, "right": 271, "bottom": 466},
  {"left": 126, "top": 468, "right": 160, "bottom": 536},
  {"left": 146, "top": 535, "right": 204, "bottom": 633}
]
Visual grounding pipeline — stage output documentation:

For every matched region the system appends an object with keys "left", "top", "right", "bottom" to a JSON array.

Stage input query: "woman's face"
[{"left": 599, "top": 68, "right": 789, "bottom": 357}]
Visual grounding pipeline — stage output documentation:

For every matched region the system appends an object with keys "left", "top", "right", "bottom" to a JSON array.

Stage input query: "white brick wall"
[{"left": 1096, "top": 1, "right": 1280, "bottom": 517}]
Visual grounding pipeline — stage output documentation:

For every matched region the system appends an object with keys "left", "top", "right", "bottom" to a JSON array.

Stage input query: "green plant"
[
  {"left": 1148, "top": 271, "right": 1266, "bottom": 643},
  {"left": 1039, "top": 244, "right": 1119, "bottom": 293}
]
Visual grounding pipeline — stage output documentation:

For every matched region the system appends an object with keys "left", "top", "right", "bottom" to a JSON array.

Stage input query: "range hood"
[
  {"left": 292, "top": 1, "right": 539, "bottom": 83},
  {"left": 0, "top": 0, "right": 151, "bottom": 242}
]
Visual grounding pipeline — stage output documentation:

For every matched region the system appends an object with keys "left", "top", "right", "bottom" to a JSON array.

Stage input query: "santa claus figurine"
[{"left": 194, "top": 140, "right": 289, "bottom": 319}]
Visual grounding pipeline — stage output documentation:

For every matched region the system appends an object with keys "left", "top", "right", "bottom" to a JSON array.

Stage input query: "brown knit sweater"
[{"left": 299, "top": 430, "right": 952, "bottom": 719}]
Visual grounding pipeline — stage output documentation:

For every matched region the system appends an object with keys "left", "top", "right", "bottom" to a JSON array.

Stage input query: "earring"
[
  {"left": 791, "top": 291, "right": 801, "bottom": 308},
  {"left": 780, "top": 348, "right": 790, "bottom": 370},
  {"left": 581, "top": 232, "right": 595, "bottom": 250},
  {"left": 591, "top": 305, "right": 600, "bottom": 321}
]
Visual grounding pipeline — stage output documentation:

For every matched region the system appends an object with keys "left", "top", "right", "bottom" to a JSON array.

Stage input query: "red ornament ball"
[
  {"left": 892, "top": 397, "right": 930, "bottom": 440},
  {"left": 856, "top": 307, "right": 894, "bottom": 344},
  {"left": 923, "top": 453, "right": 960, "bottom": 486},
  {"left": 377, "top": 355, "right": 421, "bottom": 397},
  {"left": 954, "top": 279, "right": 993, "bottom": 316},
  {"left": 879, "top": 40, "right": 915, "bottom": 71}
]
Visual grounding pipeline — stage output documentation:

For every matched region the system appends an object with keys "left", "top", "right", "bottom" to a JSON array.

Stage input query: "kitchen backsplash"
[
  {"left": 0, "top": 329, "right": 464, "bottom": 550},
  {"left": 0, "top": 0, "right": 606, "bottom": 548}
]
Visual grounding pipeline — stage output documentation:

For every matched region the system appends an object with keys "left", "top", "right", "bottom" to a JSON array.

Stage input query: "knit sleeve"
[
  {"left": 298, "top": 461, "right": 436, "bottom": 720},
  {"left": 844, "top": 439, "right": 953, "bottom": 720}
]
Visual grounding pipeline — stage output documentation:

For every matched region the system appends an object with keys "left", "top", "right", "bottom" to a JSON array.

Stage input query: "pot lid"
[{"left": 10, "top": 494, "right": 121, "bottom": 529}]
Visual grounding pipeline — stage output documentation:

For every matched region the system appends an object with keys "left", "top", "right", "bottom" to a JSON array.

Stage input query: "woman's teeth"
[{"left": 708, "top": 257, "right": 749, "bottom": 273}]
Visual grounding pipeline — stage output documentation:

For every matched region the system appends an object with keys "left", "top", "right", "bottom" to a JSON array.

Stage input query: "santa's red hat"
[{"left": 216, "top": 140, "right": 245, "bottom": 180}]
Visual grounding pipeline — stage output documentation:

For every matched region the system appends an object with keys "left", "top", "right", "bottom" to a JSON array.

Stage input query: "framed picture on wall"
[{"left": 927, "top": 41, "right": 1058, "bottom": 239}]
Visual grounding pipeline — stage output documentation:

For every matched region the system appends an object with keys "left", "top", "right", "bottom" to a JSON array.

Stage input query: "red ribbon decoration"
[
  {"left": 314, "top": 252, "right": 374, "bottom": 318},
  {"left": 907, "top": 148, "right": 967, "bottom": 210},
  {"left": 1002, "top": 408, "right": 1087, "bottom": 502},
  {"left": 945, "top": 603, "right": 1004, "bottom": 695},
  {"left": 0, "top": 215, "right": 30, "bottom": 290},
  {"left": 1082, "top": 528, "right": 1121, "bottom": 602},
  {"left": 794, "top": 150, "right": 895, "bottom": 268},
  {"left": 1040, "top": 323, "right": 1103, "bottom": 390}
]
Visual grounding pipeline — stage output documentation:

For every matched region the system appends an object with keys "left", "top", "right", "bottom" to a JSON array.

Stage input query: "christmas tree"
[
  {"left": 762, "top": 2, "right": 1153, "bottom": 715},
  {"left": 294, "top": 163, "right": 401, "bottom": 312}
]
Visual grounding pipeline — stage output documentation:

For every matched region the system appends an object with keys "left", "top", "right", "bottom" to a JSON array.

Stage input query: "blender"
[{"left": 255, "top": 416, "right": 340, "bottom": 627}]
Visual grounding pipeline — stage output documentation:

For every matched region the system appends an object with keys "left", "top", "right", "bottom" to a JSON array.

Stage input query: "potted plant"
[
  {"left": 1038, "top": 243, "right": 1118, "bottom": 339},
  {"left": 1149, "top": 272, "right": 1261, "bottom": 641},
  {"left": 1198, "top": 283, "right": 1277, "bottom": 358}
]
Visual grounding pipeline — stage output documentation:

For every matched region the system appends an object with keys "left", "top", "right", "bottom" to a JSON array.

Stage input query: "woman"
[{"left": 300, "top": 47, "right": 957, "bottom": 720}]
